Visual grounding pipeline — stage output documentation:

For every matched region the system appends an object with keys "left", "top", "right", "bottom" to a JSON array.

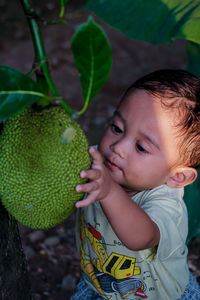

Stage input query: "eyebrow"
[
  {"left": 114, "top": 110, "right": 125, "bottom": 122},
  {"left": 114, "top": 110, "right": 160, "bottom": 150}
]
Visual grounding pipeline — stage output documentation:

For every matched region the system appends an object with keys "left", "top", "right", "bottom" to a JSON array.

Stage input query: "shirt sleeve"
[{"left": 136, "top": 185, "right": 188, "bottom": 260}]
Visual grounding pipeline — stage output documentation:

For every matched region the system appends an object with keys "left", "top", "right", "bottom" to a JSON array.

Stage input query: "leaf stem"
[
  {"left": 59, "top": 0, "right": 67, "bottom": 18},
  {"left": 19, "top": 0, "right": 74, "bottom": 116}
]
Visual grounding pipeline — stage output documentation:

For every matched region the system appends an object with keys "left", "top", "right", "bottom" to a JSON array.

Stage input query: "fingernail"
[
  {"left": 76, "top": 185, "right": 82, "bottom": 192},
  {"left": 80, "top": 171, "right": 85, "bottom": 178}
]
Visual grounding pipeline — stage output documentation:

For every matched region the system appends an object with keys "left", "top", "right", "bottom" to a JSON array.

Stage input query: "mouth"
[{"left": 105, "top": 158, "right": 121, "bottom": 172}]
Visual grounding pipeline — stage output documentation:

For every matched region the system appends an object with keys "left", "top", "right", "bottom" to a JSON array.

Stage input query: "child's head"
[
  {"left": 125, "top": 69, "right": 200, "bottom": 169},
  {"left": 99, "top": 69, "right": 199, "bottom": 193}
]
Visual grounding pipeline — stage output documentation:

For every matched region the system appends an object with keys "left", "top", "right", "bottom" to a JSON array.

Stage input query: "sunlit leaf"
[{"left": 85, "top": 0, "right": 200, "bottom": 44}]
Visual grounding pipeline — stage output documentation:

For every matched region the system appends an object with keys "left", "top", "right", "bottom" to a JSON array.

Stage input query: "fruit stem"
[{"left": 19, "top": 0, "right": 74, "bottom": 116}]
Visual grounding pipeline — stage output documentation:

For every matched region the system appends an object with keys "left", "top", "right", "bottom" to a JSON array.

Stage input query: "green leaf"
[
  {"left": 0, "top": 66, "right": 47, "bottom": 122},
  {"left": 184, "top": 173, "right": 200, "bottom": 242},
  {"left": 186, "top": 41, "right": 200, "bottom": 77},
  {"left": 85, "top": 0, "right": 200, "bottom": 45},
  {"left": 71, "top": 16, "right": 112, "bottom": 115}
]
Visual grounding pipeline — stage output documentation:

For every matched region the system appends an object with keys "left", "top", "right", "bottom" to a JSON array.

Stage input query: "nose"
[{"left": 110, "top": 138, "right": 128, "bottom": 159}]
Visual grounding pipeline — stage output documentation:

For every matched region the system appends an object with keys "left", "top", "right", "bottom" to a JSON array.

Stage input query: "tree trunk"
[
  {"left": 0, "top": 201, "right": 32, "bottom": 300},
  {"left": 0, "top": 120, "right": 31, "bottom": 299},
  {"left": 0, "top": 119, "right": 32, "bottom": 299}
]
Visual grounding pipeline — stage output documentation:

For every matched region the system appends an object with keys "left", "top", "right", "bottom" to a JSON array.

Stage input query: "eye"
[
  {"left": 111, "top": 123, "right": 123, "bottom": 134},
  {"left": 136, "top": 143, "right": 148, "bottom": 153}
]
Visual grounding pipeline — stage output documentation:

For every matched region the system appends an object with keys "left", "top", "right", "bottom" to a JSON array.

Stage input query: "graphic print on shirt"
[{"left": 80, "top": 213, "right": 148, "bottom": 299}]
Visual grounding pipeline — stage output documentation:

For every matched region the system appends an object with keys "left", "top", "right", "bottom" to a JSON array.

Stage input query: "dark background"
[{"left": 0, "top": 1, "right": 199, "bottom": 299}]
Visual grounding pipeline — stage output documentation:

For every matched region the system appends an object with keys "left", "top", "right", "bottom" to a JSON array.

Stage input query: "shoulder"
[
  {"left": 132, "top": 184, "right": 184, "bottom": 203},
  {"left": 132, "top": 185, "right": 186, "bottom": 217},
  {"left": 132, "top": 185, "right": 188, "bottom": 259},
  {"left": 133, "top": 184, "right": 187, "bottom": 224}
]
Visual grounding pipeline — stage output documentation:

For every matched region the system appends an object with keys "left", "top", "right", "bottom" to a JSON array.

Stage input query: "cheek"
[
  {"left": 98, "top": 136, "right": 108, "bottom": 155},
  {"left": 99, "top": 131, "right": 111, "bottom": 150},
  {"left": 126, "top": 157, "right": 166, "bottom": 180},
  {"left": 141, "top": 163, "right": 169, "bottom": 185}
]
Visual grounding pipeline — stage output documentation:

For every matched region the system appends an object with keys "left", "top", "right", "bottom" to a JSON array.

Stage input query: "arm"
[{"left": 76, "top": 147, "right": 160, "bottom": 251}]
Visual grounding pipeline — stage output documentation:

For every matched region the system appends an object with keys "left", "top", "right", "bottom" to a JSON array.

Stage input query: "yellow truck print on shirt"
[{"left": 80, "top": 213, "right": 147, "bottom": 299}]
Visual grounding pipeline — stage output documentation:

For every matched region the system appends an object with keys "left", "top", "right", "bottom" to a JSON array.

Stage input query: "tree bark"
[
  {"left": 0, "top": 201, "right": 32, "bottom": 300},
  {"left": 0, "top": 123, "right": 32, "bottom": 300}
]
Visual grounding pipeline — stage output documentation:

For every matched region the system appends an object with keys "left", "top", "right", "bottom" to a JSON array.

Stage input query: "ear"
[{"left": 166, "top": 167, "right": 197, "bottom": 188}]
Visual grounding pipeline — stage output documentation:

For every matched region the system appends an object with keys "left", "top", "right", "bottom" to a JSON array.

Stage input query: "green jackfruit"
[{"left": 0, "top": 106, "right": 91, "bottom": 229}]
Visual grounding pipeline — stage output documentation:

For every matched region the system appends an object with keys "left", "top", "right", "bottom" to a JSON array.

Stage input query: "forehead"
[
  {"left": 118, "top": 89, "right": 178, "bottom": 120},
  {"left": 118, "top": 89, "right": 160, "bottom": 118},
  {"left": 117, "top": 89, "right": 181, "bottom": 140}
]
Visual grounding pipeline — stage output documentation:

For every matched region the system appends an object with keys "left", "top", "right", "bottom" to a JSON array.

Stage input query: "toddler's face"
[{"left": 98, "top": 89, "right": 183, "bottom": 194}]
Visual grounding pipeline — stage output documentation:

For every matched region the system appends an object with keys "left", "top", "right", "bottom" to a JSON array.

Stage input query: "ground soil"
[{"left": 0, "top": 1, "right": 199, "bottom": 299}]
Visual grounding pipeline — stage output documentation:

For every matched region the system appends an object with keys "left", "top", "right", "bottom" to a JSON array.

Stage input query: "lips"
[{"left": 105, "top": 158, "right": 121, "bottom": 171}]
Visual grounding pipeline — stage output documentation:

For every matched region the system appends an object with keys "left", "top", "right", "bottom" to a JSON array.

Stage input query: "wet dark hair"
[{"left": 122, "top": 69, "right": 200, "bottom": 169}]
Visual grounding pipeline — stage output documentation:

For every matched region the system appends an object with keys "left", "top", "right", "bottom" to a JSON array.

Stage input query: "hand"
[{"left": 75, "top": 147, "right": 116, "bottom": 208}]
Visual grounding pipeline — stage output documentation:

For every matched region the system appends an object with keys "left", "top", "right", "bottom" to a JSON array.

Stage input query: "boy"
[{"left": 71, "top": 69, "right": 200, "bottom": 300}]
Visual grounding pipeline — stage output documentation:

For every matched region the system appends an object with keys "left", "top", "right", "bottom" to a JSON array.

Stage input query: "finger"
[
  {"left": 80, "top": 169, "right": 101, "bottom": 180},
  {"left": 75, "top": 192, "right": 98, "bottom": 208},
  {"left": 76, "top": 181, "right": 99, "bottom": 193},
  {"left": 89, "top": 147, "right": 104, "bottom": 165}
]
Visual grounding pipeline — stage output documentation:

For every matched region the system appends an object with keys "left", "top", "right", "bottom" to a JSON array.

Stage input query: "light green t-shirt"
[{"left": 75, "top": 184, "right": 189, "bottom": 300}]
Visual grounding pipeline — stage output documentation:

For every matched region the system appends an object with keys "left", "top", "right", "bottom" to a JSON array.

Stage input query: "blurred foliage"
[
  {"left": 86, "top": 0, "right": 200, "bottom": 44},
  {"left": 184, "top": 174, "right": 200, "bottom": 242},
  {"left": 86, "top": 0, "right": 200, "bottom": 77}
]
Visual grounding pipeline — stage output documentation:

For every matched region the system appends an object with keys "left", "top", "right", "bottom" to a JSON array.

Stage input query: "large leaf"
[
  {"left": 186, "top": 40, "right": 200, "bottom": 76},
  {"left": 71, "top": 16, "right": 112, "bottom": 114},
  {"left": 184, "top": 173, "right": 200, "bottom": 242},
  {"left": 85, "top": 0, "right": 200, "bottom": 45},
  {"left": 0, "top": 66, "right": 47, "bottom": 122}
]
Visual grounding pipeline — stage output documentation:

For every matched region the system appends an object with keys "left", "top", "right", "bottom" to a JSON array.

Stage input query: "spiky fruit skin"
[{"left": 0, "top": 106, "right": 91, "bottom": 229}]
